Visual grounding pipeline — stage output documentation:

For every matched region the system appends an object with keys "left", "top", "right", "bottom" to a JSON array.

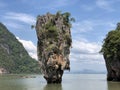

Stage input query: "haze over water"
[{"left": 0, "top": 74, "right": 119, "bottom": 90}]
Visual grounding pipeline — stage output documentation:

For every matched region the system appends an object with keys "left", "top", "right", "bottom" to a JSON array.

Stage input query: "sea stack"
[
  {"left": 35, "top": 12, "right": 73, "bottom": 83},
  {"left": 101, "top": 23, "right": 120, "bottom": 81}
]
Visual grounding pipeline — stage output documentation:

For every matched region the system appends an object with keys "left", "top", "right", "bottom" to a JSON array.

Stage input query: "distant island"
[
  {"left": 0, "top": 22, "right": 40, "bottom": 74},
  {"left": 66, "top": 69, "right": 106, "bottom": 74}
]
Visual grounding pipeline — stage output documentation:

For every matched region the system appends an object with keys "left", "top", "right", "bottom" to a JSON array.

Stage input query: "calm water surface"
[{"left": 0, "top": 74, "right": 120, "bottom": 90}]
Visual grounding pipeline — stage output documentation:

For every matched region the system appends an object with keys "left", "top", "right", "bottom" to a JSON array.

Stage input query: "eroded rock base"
[{"left": 44, "top": 68, "right": 63, "bottom": 84}]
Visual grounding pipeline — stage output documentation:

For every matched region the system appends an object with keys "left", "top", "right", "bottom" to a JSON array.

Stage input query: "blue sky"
[{"left": 0, "top": 0, "right": 120, "bottom": 73}]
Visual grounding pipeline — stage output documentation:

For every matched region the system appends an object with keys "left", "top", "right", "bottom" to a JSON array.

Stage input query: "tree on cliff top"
[{"left": 100, "top": 23, "right": 120, "bottom": 62}]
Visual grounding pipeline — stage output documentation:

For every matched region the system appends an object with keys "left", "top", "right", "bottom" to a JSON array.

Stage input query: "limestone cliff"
[
  {"left": 101, "top": 23, "right": 120, "bottom": 81},
  {"left": 35, "top": 12, "right": 73, "bottom": 83}
]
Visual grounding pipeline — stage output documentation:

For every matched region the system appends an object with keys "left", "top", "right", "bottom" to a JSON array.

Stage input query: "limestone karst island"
[
  {"left": 101, "top": 23, "right": 120, "bottom": 81},
  {"left": 35, "top": 12, "right": 74, "bottom": 83}
]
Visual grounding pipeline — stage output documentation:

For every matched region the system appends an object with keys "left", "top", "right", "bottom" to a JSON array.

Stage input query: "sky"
[{"left": 0, "top": 0, "right": 120, "bottom": 73}]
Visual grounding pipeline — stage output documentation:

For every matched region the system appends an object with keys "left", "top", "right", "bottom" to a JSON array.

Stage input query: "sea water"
[{"left": 0, "top": 74, "right": 119, "bottom": 90}]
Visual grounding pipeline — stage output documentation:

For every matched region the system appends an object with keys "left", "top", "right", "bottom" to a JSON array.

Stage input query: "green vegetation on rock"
[
  {"left": 0, "top": 22, "right": 40, "bottom": 74},
  {"left": 100, "top": 23, "right": 120, "bottom": 62}
]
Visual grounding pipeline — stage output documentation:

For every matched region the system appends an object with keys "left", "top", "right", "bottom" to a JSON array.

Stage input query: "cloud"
[
  {"left": 3, "top": 21, "right": 25, "bottom": 29},
  {"left": 81, "top": 0, "right": 116, "bottom": 12},
  {"left": 72, "top": 20, "right": 94, "bottom": 34},
  {"left": 72, "top": 20, "right": 115, "bottom": 35},
  {"left": 96, "top": 0, "right": 114, "bottom": 11},
  {"left": 3, "top": 12, "right": 35, "bottom": 25},
  {"left": 72, "top": 40, "right": 101, "bottom": 54},
  {"left": 70, "top": 39, "right": 106, "bottom": 72},
  {"left": 71, "top": 20, "right": 116, "bottom": 59},
  {"left": 70, "top": 39, "right": 104, "bottom": 64},
  {"left": 70, "top": 19, "right": 116, "bottom": 70},
  {"left": 16, "top": 37, "right": 37, "bottom": 60}
]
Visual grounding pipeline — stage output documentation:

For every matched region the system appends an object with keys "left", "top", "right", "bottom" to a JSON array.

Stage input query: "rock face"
[
  {"left": 35, "top": 12, "right": 73, "bottom": 83},
  {"left": 0, "top": 67, "right": 8, "bottom": 74},
  {"left": 101, "top": 23, "right": 120, "bottom": 81}
]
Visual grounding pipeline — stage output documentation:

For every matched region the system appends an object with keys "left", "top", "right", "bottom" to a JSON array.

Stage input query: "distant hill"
[
  {"left": 0, "top": 22, "right": 40, "bottom": 74},
  {"left": 65, "top": 69, "right": 107, "bottom": 74}
]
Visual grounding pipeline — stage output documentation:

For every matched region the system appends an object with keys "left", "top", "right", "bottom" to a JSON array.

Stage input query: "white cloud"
[
  {"left": 72, "top": 20, "right": 115, "bottom": 35},
  {"left": 70, "top": 20, "right": 116, "bottom": 72},
  {"left": 3, "top": 21, "right": 25, "bottom": 29},
  {"left": 71, "top": 20, "right": 115, "bottom": 64},
  {"left": 4, "top": 12, "right": 35, "bottom": 25},
  {"left": 72, "top": 20, "right": 94, "bottom": 34},
  {"left": 96, "top": 0, "right": 114, "bottom": 11},
  {"left": 72, "top": 40, "right": 101, "bottom": 54},
  {"left": 70, "top": 39, "right": 104, "bottom": 64},
  {"left": 80, "top": 0, "right": 115, "bottom": 12},
  {"left": 16, "top": 37, "right": 37, "bottom": 60}
]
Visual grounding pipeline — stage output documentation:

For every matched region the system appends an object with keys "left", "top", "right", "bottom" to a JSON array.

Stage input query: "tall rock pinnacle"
[{"left": 35, "top": 12, "right": 73, "bottom": 83}]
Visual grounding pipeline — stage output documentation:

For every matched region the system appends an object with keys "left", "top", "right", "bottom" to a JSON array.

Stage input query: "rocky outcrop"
[
  {"left": 35, "top": 12, "right": 73, "bottom": 83},
  {"left": 101, "top": 23, "right": 120, "bottom": 81},
  {"left": 0, "top": 68, "right": 8, "bottom": 74}
]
